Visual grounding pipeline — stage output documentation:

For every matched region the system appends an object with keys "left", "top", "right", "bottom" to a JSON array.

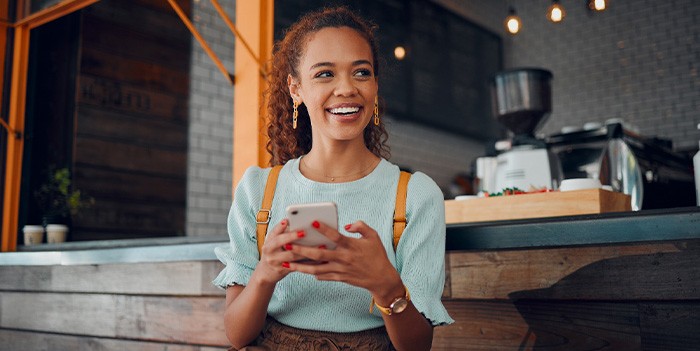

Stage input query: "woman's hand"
[
  {"left": 286, "top": 220, "right": 402, "bottom": 298},
  {"left": 254, "top": 219, "right": 308, "bottom": 285},
  {"left": 284, "top": 220, "right": 433, "bottom": 351}
]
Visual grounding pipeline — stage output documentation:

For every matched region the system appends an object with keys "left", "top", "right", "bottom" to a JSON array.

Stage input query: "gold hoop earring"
[
  {"left": 293, "top": 100, "right": 299, "bottom": 129},
  {"left": 373, "top": 96, "right": 379, "bottom": 126}
]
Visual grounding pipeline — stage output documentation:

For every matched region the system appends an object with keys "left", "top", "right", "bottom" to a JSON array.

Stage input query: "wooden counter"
[
  {"left": 1, "top": 208, "right": 698, "bottom": 350},
  {"left": 436, "top": 207, "right": 700, "bottom": 350}
]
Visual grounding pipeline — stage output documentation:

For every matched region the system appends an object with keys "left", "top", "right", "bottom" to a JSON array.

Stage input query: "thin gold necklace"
[{"left": 301, "top": 156, "right": 377, "bottom": 182}]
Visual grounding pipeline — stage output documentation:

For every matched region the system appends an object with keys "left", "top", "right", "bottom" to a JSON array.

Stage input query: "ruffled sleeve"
[
  {"left": 395, "top": 172, "right": 454, "bottom": 326},
  {"left": 212, "top": 166, "right": 270, "bottom": 289}
]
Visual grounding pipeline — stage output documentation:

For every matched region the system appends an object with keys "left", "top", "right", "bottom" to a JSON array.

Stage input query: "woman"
[{"left": 214, "top": 6, "right": 453, "bottom": 350}]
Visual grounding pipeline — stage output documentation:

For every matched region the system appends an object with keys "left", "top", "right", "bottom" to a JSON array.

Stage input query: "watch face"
[{"left": 391, "top": 298, "right": 409, "bottom": 314}]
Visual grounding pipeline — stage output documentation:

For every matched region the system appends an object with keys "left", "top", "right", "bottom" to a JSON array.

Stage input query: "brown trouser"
[{"left": 232, "top": 317, "right": 396, "bottom": 351}]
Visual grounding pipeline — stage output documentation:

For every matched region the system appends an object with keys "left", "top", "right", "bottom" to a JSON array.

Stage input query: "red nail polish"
[
  {"left": 318, "top": 245, "right": 327, "bottom": 249},
  {"left": 284, "top": 243, "right": 293, "bottom": 250},
  {"left": 344, "top": 224, "right": 351, "bottom": 230},
  {"left": 312, "top": 221, "right": 320, "bottom": 228},
  {"left": 282, "top": 262, "right": 290, "bottom": 268},
  {"left": 280, "top": 219, "right": 288, "bottom": 226},
  {"left": 297, "top": 230, "right": 305, "bottom": 238}
]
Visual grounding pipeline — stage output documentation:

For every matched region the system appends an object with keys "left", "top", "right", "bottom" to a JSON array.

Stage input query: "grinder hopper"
[
  {"left": 491, "top": 68, "right": 553, "bottom": 146},
  {"left": 489, "top": 68, "right": 561, "bottom": 191}
]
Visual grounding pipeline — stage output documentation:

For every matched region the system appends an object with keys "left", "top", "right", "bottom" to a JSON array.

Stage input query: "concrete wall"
[
  {"left": 457, "top": 0, "right": 700, "bottom": 151},
  {"left": 507, "top": 0, "right": 700, "bottom": 151}
]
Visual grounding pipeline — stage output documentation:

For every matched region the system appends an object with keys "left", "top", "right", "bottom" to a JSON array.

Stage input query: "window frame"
[{"left": 1, "top": 0, "right": 99, "bottom": 252}]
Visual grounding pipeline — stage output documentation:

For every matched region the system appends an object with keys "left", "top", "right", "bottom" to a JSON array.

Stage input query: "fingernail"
[
  {"left": 318, "top": 245, "right": 327, "bottom": 249},
  {"left": 282, "top": 262, "right": 290, "bottom": 268},
  {"left": 284, "top": 243, "right": 293, "bottom": 250},
  {"left": 344, "top": 224, "right": 351, "bottom": 230},
  {"left": 312, "top": 221, "right": 320, "bottom": 228},
  {"left": 280, "top": 219, "right": 288, "bottom": 226},
  {"left": 297, "top": 230, "right": 305, "bottom": 238}
]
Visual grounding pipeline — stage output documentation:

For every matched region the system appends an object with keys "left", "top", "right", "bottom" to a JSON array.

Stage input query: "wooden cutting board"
[{"left": 444, "top": 189, "right": 632, "bottom": 224}]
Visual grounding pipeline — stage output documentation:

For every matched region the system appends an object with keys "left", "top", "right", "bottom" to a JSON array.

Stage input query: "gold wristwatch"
[{"left": 370, "top": 285, "right": 411, "bottom": 316}]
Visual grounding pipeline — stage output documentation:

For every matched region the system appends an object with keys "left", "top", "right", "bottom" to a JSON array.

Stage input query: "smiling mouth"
[{"left": 327, "top": 106, "right": 361, "bottom": 116}]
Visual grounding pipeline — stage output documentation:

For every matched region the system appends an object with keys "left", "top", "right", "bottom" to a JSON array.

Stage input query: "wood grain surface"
[{"left": 445, "top": 189, "right": 632, "bottom": 223}]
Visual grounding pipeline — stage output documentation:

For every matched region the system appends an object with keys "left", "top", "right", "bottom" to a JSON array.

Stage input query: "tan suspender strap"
[
  {"left": 256, "top": 165, "right": 283, "bottom": 258},
  {"left": 256, "top": 166, "right": 408, "bottom": 256},
  {"left": 393, "top": 171, "right": 411, "bottom": 251}
]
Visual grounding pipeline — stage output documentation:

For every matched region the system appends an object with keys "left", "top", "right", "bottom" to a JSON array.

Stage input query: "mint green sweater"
[{"left": 213, "top": 157, "right": 454, "bottom": 332}]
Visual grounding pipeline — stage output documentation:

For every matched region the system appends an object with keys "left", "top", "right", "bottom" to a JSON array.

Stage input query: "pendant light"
[
  {"left": 504, "top": 7, "right": 522, "bottom": 35},
  {"left": 547, "top": 0, "right": 566, "bottom": 23},
  {"left": 589, "top": 0, "right": 607, "bottom": 11}
]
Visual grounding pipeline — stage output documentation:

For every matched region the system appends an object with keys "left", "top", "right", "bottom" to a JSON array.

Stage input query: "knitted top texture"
[{"left": 213, "top": 157, "right": 454, "bottom": 332}]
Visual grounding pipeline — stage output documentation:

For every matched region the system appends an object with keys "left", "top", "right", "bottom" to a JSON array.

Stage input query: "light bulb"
[
  {"left": 504, "top": 7, "right": 521, "bottom": 35},
  {"left": 547, "top": 1, "right": 566, "bottom": 23},
  {"left": 506, "top": 17, "right": 521, "bottom": 34},
  {"left": 394, "top": 46, "right": 406, "bottom": 60},
  {"left": 590, "top": 0, "right": 606, "bottom": 11}
]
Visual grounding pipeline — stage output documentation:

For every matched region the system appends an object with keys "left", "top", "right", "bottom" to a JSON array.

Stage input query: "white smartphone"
[{"left": 285, "top": 202, "right": 338, "bottom": 250}]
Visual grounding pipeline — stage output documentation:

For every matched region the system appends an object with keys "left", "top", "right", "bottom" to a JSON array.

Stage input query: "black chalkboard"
[{"left": 275, "top": 0, "right": 504, "bottom": 141}]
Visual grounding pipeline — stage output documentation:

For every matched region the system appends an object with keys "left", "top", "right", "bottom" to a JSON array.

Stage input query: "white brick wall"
[{"left": 186, "top": 0, "right": 235, "bottom": 237}]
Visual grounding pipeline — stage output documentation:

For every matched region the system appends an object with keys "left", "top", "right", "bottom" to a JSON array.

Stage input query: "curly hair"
[{"left": 265, "top": 6, "right": 390, "bottom": 166}]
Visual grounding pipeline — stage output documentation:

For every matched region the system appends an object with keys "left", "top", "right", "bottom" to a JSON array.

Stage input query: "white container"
[
  {"left": 46, "top": 224, "right": 69, "bottom": 244},
  {"left": 476, "top": 157, "right": 498, "bottom": 193},
  {"left": 23, "top": 225, "right": 45, "bottom": 245},
  {"left": 559, "top": 178, "right": 602, "bottom": 192},
  {"left": 694, "top": 123, "right": 700, "bottom": 206}
]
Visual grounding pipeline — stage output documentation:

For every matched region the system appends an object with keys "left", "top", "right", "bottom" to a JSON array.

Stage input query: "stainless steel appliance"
[
  {"left": 489, "top": 68, "right": 562, "bottom": 192},
  {"left": 547, "top": 122, "right": 696, "bottom": 210}
]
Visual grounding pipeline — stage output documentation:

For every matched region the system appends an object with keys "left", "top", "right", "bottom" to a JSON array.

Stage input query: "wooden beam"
[
  {"left": 0, "top": 261, "right": 225, "bottom": 296},
  {"left": 0, "top": 291, "right": 229, "bottom": 346},
  {"left": 15, "top": 0, "right": 99, "bottom": 29},
  {"left": 446, "top": 240, "right": 700, "bottom": 300},
  {"left": 0, "top": 2, "right": 8, "bottom": 113},
  {"left": 210, "top": 0, "right": 266, "bottom": 78},
  {"left": 0, "top": 330, "right": 228, "bottom": 351},
  {"left": 167, "top": 0, "right": 233, "bottom": 85},
  {"left": 232, "top": 0, "right": 273, "bottom": 190},
  {"left": 1, "top": 24, "right": 29, "bottom": 253}
]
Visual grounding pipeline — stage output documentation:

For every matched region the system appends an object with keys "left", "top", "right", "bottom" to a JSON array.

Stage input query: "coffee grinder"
[{"left": 490, "top": 68, "right": 562, "bottom": 192}]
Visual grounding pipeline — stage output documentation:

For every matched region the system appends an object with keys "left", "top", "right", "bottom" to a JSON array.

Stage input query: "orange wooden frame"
[
  {"left": 1, "top": 0, "right": 99, "bottom": 252},
  {"left": 231, "top": 0, "right": 273, "bottom": 189},
  {"left": 167, "top": 0, "right": 233, "bottom": 85},
  {"left": 0, "top": 6, "right": 8, "bottom": 116}
]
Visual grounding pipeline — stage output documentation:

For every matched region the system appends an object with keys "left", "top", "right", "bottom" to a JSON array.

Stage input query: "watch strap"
[{"left": 370, "top": 285, "right": 410, "bottom": 315}]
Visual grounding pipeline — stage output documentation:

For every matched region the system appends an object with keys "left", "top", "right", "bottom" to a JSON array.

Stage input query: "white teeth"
[{"left": 328, "top": 106, "right": 360, "bottom": 114}]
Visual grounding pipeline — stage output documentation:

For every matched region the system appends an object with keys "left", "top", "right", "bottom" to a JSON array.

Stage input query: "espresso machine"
[
  {"left": 488, "top": 68, "right": 562, "bottom": 192},
  {"left": 547, "top": 122, "right": 696, "bottom": 210}
]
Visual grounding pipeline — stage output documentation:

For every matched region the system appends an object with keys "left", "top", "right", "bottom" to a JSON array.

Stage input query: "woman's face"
[{"left": 289, "top": 26, "right": 378, "bottom": 145}]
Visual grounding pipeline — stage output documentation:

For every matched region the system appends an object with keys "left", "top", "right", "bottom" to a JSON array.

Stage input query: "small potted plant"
[{"left": 34, "top": 167, "right": 94, "bottom": 242}]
